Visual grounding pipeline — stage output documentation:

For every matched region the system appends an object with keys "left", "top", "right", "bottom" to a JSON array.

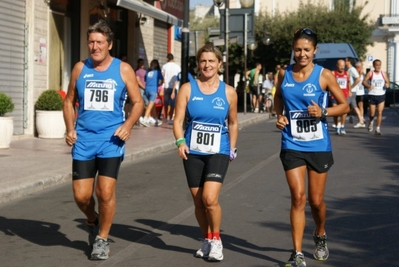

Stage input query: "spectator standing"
[
  {"left": 245, "top": 62, "right": 262, "bottom": 113},
  {"left": 355, "top": 61, "right": 366, "bottom": 120},
  {"left": 345, "top": 57, "right": 366, "bottom": 128},
  {"left": 173, "top": 44, "right": 238, "bottom": 262},
  {"left": 63, "top": 20, "right": 143, "bottom": 260},
  {"left": 141, "top": 59, "right": 163, "bottom": 126},
  {"left": 362, "top": 59, "right": 390, "bottom": 135},
  {"left": 262, "top": 72, "right": 274, "bottom": 114},
  {"left": 135, "top": 58, "right": 149, "bottom": 126},
  {"left": 162, "top": 53, "right": 181, "bottom": 124},
  {"left": 274, "top": 28, "right": 349, "bottom": 267}
]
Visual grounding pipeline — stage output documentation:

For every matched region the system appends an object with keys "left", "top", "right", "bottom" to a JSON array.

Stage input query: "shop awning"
[{"left": 117, "top": 0, "right": 183, "bottom": 26}]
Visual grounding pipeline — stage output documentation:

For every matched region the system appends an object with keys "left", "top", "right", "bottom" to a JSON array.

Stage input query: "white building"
[{"left": 0, "top": 0, "right": 183, "bottom": 137}]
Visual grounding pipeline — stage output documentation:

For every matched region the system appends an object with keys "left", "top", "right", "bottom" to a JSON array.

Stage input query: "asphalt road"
[{"left": 0, "top": 109, "right": 398, "bottom": 267}]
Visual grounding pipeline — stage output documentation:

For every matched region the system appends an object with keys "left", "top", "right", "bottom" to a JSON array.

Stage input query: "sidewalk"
[{"left": 0, "top": 112, "right": 269, "bottom": 205}]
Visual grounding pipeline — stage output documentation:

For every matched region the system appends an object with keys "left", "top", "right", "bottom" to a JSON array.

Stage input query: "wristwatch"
[{"left": 321, "top": 108, "right": 328, "bottom": 118}]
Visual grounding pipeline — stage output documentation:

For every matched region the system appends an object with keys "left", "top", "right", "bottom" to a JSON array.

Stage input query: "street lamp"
[
  {"left": 240, "top": 0, "right": 254, "bottom": 8},
  {"left": 261, "top": 26, "right": 272, "bottom": 78},
  {"left": 243, "top": 13, "right": 257, "bottom": 114},
  {"left": 213, "top": 0, "right": 229, "bottom": 84}
]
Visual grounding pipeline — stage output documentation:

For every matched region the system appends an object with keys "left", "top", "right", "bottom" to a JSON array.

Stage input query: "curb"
[{"left": 0, "top": 115, "right": 269, "bottom": 205}]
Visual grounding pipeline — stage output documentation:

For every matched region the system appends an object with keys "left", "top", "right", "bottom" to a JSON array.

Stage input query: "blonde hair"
[{"left": 195, "top": 43, "right": 224, "bottom": 74}]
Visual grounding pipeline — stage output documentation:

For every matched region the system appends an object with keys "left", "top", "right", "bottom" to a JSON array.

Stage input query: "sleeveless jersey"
[
  {"left": 184, "top": 79, "right": 230, "bottom": 155},
  {"left": 75, "top": 58, "right": 127, "bottom": 141},
  {"left": 280, "top": 64, "right": 331, "bottom": 152},
  {"left": 249, "top": 68, "right": 256, "bottom": 86},
  {"left": 369, "top": 71, "right": 386, "bottom": 96},
  {"left": 356, "top": 73, "right": 365, "bottom": 96},
  {"left": 333, "top": 70, "right": 349, "bottom": 98}
]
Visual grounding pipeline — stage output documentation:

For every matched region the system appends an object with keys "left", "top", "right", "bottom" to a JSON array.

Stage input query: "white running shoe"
[
  {"left": 195, "top": 239, "right": 211, "bottom": 258},
  {"left": 148, "top": 117, "right": 162, "bottom": 126},
  {"left": 139, "top": 117, "right": 149, "bottom": 127},
  {"left": 353, "top": 122, "right": 366, "bottom": 128},
  {"left": 368, "top": 120, "right": 374, "bottom": 132},
  {"left": 208, "top": 238, "right": 223, "bottom": 261}
]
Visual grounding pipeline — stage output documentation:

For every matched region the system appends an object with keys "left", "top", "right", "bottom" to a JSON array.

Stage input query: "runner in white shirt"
[{"left": 362, "top": 59, "right": 390, "bottom": 135}]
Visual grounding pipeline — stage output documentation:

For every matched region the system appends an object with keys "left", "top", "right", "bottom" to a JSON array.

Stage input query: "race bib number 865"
[{"left": 289, "top": 110, "right": 323, "bottom": 141}]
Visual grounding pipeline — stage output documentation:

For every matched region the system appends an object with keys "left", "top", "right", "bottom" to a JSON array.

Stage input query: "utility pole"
[
  {"left": 180, "top": 0, "right": 190, "bottom": 85},
  {"left": 224, "top": 0, "right": 229, "bottom": 85}
]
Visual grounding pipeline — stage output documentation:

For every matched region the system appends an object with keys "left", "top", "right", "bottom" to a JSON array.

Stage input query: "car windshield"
[{"left": 390, "top": 82, "right": 399, "bottom": 90}]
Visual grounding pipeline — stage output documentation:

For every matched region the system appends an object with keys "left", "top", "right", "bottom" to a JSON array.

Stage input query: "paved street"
[{"left": 0, "top": 109, "right": 398, "bottom": 267}]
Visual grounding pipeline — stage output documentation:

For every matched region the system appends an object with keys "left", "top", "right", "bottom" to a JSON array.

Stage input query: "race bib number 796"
[{"left": 84, "top": 80, "right": 115, "bottom": 111}]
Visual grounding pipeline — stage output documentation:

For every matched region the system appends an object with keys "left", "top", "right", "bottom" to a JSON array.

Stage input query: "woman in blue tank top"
[
  {"left": 274, "top": 28, "right": 349, "bottom": 267},
  {"left": 173, "top": 44, "right": 238, "bottom": 261}
]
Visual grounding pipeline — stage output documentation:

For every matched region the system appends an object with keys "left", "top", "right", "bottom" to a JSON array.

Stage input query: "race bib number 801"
[
  {"left": 190, "top": 121, "right": 222, "bottom": 154},
  {"left": 289, "top": 110, "right": 324, "bottom": 141}
]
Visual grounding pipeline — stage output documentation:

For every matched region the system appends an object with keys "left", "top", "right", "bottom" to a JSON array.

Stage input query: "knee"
[
  {"left": 309, "top": 197, "right": 324, "bottom": 211},
  {"left": 96, "top": 187, "right": 115, "bottom": 204},
  {"left": 74, "top": 191, "right": 92, "bottom": 206},
  {"left": 202, "top": 195, "right": 218, "bottom": 210},
  {"left": 291, "top": 193, "right": 306, "bottom": 209}
]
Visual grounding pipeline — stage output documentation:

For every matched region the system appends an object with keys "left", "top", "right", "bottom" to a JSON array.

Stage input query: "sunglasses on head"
[{"left": 294, "top": 28, "right": 315, "bottom": 36}]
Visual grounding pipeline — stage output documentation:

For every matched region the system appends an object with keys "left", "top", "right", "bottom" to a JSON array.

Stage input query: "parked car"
[
  {"left": 386, "top": 82, "right": 399, "bottom": 107},
  {"left": 290, "top": 43, "right": 359, "bottom": 71}
]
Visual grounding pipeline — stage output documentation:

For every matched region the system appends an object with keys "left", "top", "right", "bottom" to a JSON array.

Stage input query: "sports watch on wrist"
[{"left": 321, "top": 108, "right": 328, "bottom": 118}]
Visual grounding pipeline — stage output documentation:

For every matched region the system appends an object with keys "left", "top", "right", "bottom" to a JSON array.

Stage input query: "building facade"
[{"left": 0, "top": 0, "right": 183, "bottom": 136}]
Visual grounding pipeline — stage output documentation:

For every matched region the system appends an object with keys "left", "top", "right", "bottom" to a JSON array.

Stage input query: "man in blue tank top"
[
  {"left": 274, "top": 28, "right": 349, "bottom": 267},
  {"left": 63, "top": 20, "right": 143, "bottom": 260}
]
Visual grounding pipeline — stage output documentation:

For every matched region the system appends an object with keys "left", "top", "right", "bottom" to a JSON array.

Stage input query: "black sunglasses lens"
[
  {"left": 294, "top": 28, "right": 314, "bottom": 36},
  {"left": 302, "top": 28, "right": 314, "bottom": 35}
]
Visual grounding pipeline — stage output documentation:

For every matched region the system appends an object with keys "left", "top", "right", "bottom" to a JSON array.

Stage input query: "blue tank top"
[
  {"left": 75, "top": 58, "right": 127, "bottom": 141},
  {"left": 145, "top": 69, "right": 163, "bottom": 94},
  {"left": 184, "top": 79, "right": 230, "bottom": 155},
  {"left": 280, "top": 64, "right": 331, "bottom": 152}
]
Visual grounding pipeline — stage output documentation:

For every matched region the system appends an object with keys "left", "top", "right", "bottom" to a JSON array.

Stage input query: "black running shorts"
[
  {"left": 72, "top": 157, "right": 123, "bottom": 180},
  {"left": 183, "top": 154, "right": 230, "bottom": 188},
  {"left": 279, "top": 150, "right": 334, "bottom": 173}
]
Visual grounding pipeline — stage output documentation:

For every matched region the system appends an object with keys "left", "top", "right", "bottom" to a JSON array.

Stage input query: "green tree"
[
  {"left": 189, "top": 11, "right": 219, "bottom": 42},
  {"left": 250, "top": 0, "right": 375, "bottom": 73}
]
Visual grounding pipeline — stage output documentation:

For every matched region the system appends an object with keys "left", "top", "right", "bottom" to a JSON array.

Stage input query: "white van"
[{"left": 290, "top": 43, "right": 359, "bottom": 70}]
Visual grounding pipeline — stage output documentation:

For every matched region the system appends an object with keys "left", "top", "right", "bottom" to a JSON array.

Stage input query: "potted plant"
[
  {"left": 0, "top": 92, "right": 14, "bottom": 149},
  {"left": 35, "top": 89, "right": 66, "bottom": 138}
]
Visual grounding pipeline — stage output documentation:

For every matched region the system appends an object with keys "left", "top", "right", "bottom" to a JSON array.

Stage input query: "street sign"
[
  {"left": 219, "top": 8, "right": 255, "bottom": 45},
  {"left": 367, "top": 55, "right": 374, "bottom": 62}
]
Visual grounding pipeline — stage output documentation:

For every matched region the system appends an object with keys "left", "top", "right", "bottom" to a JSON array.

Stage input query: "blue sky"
[{"left": 190, "top": 0, "right": 213, "bottom": 9}]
